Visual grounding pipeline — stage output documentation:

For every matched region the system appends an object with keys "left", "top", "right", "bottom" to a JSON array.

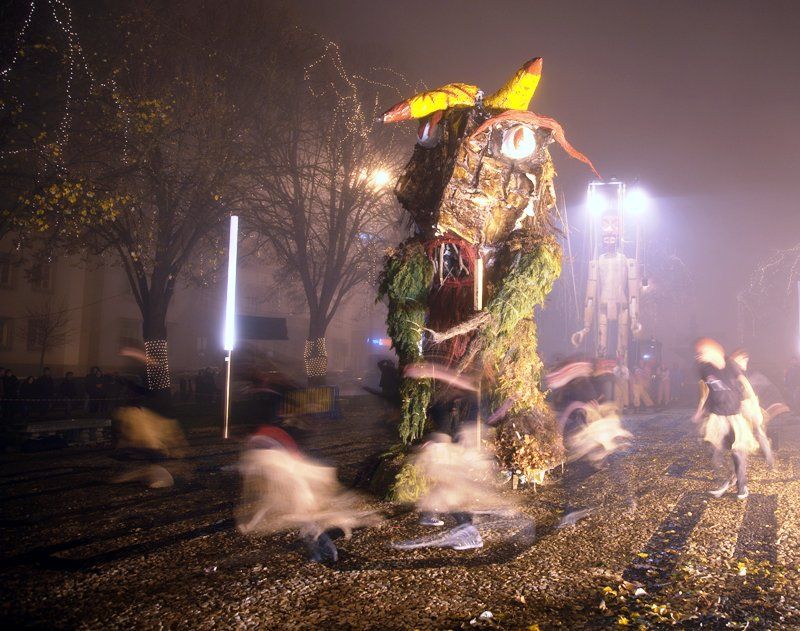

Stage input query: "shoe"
[
  {"left": 557, "top": 508, "right": 594, "bottom": 528},
  {"left": 419, "top": 515, "right": 445, "bottom": 527},
  {"left": 737, "top": 487, "right": 749, "bottom": 500},
  {"left": 709, "top": 477, "right": 735, "bottom": 498},
  {"left": 449, "top": 524, "right": 484, "bottom": 550},
  {"left": 392, "top": 523, "right": 483, "bottom": 550},
  {"left": 305, "top": 533, "right": 338, "bottom": 563}
]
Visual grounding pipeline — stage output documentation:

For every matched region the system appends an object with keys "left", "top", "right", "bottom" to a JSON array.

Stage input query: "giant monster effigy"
[{"left": 378, "top": 58, "right": 598, "bottom": 478}]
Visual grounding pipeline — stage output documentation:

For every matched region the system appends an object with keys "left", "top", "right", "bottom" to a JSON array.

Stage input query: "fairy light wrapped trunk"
[{"left": 378, "top": 58, "right": 598, "bottom": 477}]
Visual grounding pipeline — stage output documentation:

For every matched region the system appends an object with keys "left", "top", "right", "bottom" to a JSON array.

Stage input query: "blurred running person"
[
  {"left": 730, "top": 349, "right": 775, "bottom": 468},
  {"left": 632, "top": 362, "right": 654, "bottom": 412},
  {"left": 613, "top": 358, "right": 631, "bottom": 411},
  {"left": 693, "top": 338, "right": 758, "bottom": 500},
  {"left": 237, "top": 426, "right": 377, "bottom": 563},
  {"left": 656, "top": 364, "right": 671, "bottom": 407}
]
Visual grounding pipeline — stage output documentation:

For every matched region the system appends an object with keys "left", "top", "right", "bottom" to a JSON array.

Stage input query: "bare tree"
[
  {"left": 739, "top": 242, "right": 800, "bottom": 349},
  {"left": 10, "top": 1, "right": 298, "bottom": 393},
  {"left": 22, "top": 298, "right": 71, "bottom": 371},
  {"left": 245, "top": 45, "right": 402, "bottom": 383}
]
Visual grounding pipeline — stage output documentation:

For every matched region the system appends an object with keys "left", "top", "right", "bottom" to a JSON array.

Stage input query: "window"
[
  {"left": 30, "top": 262, "right": 53, "bottom": 292},
  {"left": 0, "top": 256, "right": 13, "bottom": 289},
  {"left": 0, "top": 318, "right": 12, "bottom": 351}
]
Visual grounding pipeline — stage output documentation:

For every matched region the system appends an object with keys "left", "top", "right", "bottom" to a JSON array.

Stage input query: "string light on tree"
[
  {"left": 144, "top": 339, "right": 170, "bottom": 391},
  {"left": 0, "top": 0, "right": 99, "bottom": 164},
  {"left": 303, "top": 338, "right": 328, "bottom": 377},
  {"left": 0, "top": 0, "right": 36, "bottom": 79}
]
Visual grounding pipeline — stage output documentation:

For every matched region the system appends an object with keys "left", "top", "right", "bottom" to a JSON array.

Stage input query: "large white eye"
[
  {"left": 500, "top": 125, "right": 536, "bottom": 160},
  {"left": 417, "top": 111, "right": 443, "bottom": 148}
]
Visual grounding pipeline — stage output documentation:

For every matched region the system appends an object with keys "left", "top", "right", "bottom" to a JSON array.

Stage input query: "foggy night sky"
[{"left": 292, "top": 0, "right": 800, "bottom": 353}]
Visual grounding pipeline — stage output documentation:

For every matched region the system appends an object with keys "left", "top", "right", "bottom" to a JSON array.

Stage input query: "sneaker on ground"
[
  {"left": 392, "top": 523, "right": 482, "bottom": 550},
  {"left": 737, "top": 486, "right": 749, "bottom": 500},
  {"left": 557, "top": 508, "right": 594, "bottom": 528},
  {"left": 709, "top": 477, "right": 734, "bottom": 498},
  {"left": 449, "top": 524, "right": 484, "bottom": 550}
]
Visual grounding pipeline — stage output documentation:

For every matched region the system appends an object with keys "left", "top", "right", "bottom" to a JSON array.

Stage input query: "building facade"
[{"left": 0, "top": 238, "right": 391, "bottom": 386}]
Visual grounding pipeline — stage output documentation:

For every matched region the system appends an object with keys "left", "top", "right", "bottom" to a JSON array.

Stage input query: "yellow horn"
[
  {"left": 381, "top": 83, "right": 479, "bottom": 123},
  {"left": 484, "top": 57, "right": 543, "bottom": 111}
]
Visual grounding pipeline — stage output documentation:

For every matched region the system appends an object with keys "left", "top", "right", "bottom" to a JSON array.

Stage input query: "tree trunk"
[
  {"left": 304, "top": 314, "right": 328, "bottom": 386},
  {"left": 142, "top": 302, "right": 171, "bottom": 394}
]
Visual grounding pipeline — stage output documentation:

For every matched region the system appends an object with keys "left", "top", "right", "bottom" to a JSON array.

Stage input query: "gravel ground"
[{"left": 1, "top": 395, "right": 799, "bottom": 630}]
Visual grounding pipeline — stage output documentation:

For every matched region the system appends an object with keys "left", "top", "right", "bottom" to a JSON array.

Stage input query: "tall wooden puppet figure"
[
  {"left": 378, "top": 58, "right": 598, "bottom": 476},
  {"left": 571, "top": 188, "right": 643, "bottom": 362}
]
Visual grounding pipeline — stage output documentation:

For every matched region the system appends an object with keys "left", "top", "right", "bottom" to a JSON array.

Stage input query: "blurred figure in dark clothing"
[
  {"left": 195, "top": 368, "right": 218, "bottom": 405},
  {"left": 99, "top": 371, "right": 116, "bottom": 414},
  {"left": 194, "top": 369, "right": 207, "bottom": 403},
  {"left": 656, "top": 364, "right": 671, "bottom": 407},
  {"left": 85, "top": 366, "right": 103, "bottom": 414},
  {"left": 35, "top": 367, "right": 55, "bottom": 415},
  {"left": 2, "top": 369, "right": 18, "bottom": 421},
  {"left": 632, "top": 362, "right": 654, "bottom": 412},
  {"left": 547, "top": 357, "right": 597, "bottom": 418},
  {"left": 693, "top": 338, "right": 757, "bottom": 500},
  {"left": 545, "top": 357, "right": 602, "bottom": 526},
  {"left": 377, "top": 359, "right": 400, "bottom": 404},
  {"left": 613, "top": 358, "right": 631, "bottom": 410},
  {"left": 237, "top": 426, "right": 378, "bottom": 562},
  {"left": 102, "top": 371, "right": 122, "bottom": 413},
  {"left": 592, "top": 358, "right": 616, "bottom": 405},
  {"left": 58, "top": 371, "right": 78, "bottom": 416},
  {"left": 19, "top": 376, "right": 35, "bottom": 419},
  {"left": 671, "top": 362, "right": 685, "bottom": 404},
  {"left": 429, "top": 395, "right": 473, "bottom": 440},
  {"left": 179, "top": 375, "right": 192, "bottom": 402},
  {"left": 730, "top": 349, "right": 776, "bottom": 467}
]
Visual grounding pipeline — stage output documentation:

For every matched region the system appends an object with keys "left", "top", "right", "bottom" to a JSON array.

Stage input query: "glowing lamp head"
[
  {"left": 625, "top": 188, "right": 650, "bottom": 215},
  {"left": 370, "top": 169, "right": 392, "bottom": 189},
  {"left": 587, "top": 189, "right": 609, "bottom": 215}
]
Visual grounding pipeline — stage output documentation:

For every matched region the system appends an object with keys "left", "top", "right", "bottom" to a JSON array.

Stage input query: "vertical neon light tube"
[
  {"left": 223, "top": 215, "right": 239, "bottom": 352},
  {"left": 223, "top": 215, "right": 238, "bottom": 439}
]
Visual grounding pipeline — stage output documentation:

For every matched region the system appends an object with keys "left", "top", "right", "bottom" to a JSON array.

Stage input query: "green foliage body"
[{"left": 377, "top": 239, "right": 434, "bottom": 443}]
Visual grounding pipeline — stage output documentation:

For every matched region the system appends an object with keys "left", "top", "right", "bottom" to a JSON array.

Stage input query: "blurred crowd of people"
[
  {"left": 4, "top": 342, "right": 799, "bottom": 567},
  {"left": 551, "top": 351, "right": 800, "bottom": 417},
  {"left": 0, "top": 363, "right": 229, "bottom": 423},
  {"left": 177, "top": 367, "right": 221, "bottom": 404},
  {"left": 0, "top": 365, "right": 145, "bottom": 422},
  {"left": 610, "top": 357, "right": 688, "bottom": 412}
]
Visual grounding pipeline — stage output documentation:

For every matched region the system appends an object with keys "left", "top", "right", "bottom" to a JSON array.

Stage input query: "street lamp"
[
  {"left": 587, "top": 187, "right": 609, "bottom": 215},
  {"left": 370, "top": 168, "right": 392, "bottom": 189},
  {"left": 625, "top": 187, "right": 650, "bottom": 215},
  {"left": 223, "top": 215, "right": 238, "bottom": 439}
]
